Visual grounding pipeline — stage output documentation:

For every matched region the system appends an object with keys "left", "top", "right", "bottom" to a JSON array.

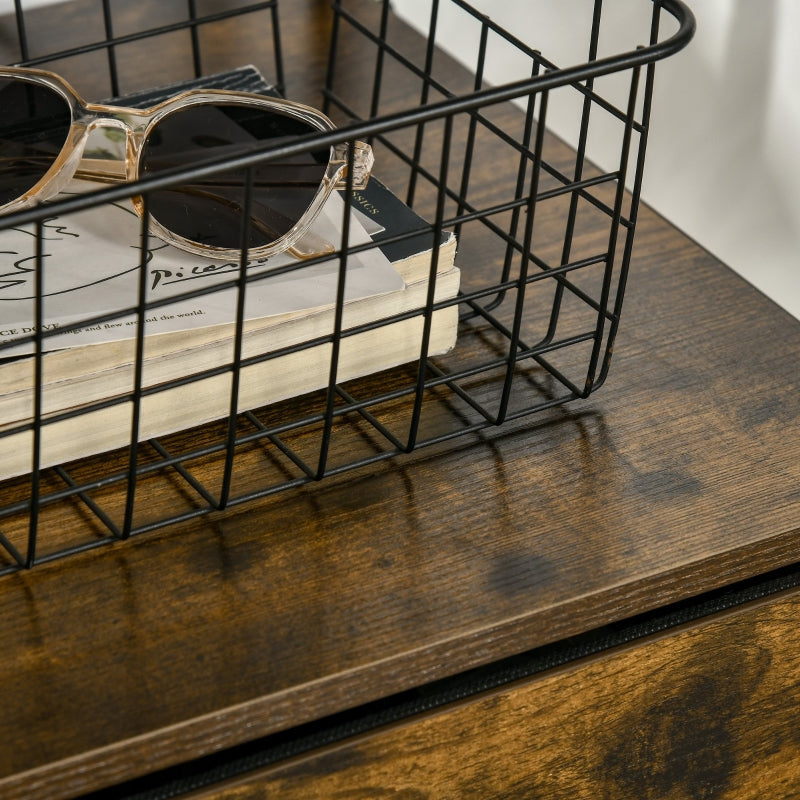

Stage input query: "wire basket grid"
[{"left": 0, "top": 0, "right": 695, "bottom": 573}]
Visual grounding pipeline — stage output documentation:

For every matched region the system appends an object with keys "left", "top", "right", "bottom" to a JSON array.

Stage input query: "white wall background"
[
  {"left": 3, "top": 0, "right": 798, "bottom": 320},
  {"left": 390, "top": 0, "right": 800, "bottom": 321},
  {"left": 0, "top": 0, "right": 52, "bottom": 8}
]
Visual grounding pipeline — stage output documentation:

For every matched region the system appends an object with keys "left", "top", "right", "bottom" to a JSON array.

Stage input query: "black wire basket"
[{"left": 0, "top": 0, "right": 695, "bottom": 574}]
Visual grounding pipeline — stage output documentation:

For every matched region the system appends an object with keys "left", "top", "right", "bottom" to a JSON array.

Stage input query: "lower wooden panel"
[{"left": 190, "top": 586, "right": 800, "bottom": 799}]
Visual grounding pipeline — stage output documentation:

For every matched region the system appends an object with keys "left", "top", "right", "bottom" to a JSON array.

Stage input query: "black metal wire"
[
  {"left": 26, "top": 218, "right": 45, "bottom": 568},
  {"left": 547, "top": 0, "right": 605, "bottom": 349},
  {"left": 218, "top": 167, "right": 255, "bottom": 509},
  {"left": 404, "top": 112, "right": 452, "bottom": 452},
  {"left": 12, "top": 2, "right": 281, "bottom": 70},
  {"left": 488, "top": 55, "right": 541, "bottom": 317},
  {"left": 594, "top": 4, "right": 668, "bottom": 393},
  {"left": 583, "top": 61, "right": 642, "bottom": 396},
  {"left": 186, "top": 0, "right": 203, "bottom": 78},
  {"left": 100, "top": 0, "right": 119, "bottom": 97},
  {"left": 367, "top": 1, "right": 391, "bottom": 135},
  {"left": 12, "top": 0, "right": 29, "bottom": 62},
  {"left": 315, "top": 140, "right": 356, "bottom": 478},
  {"left": 496, "top": 89, "right": 549, "bottom": 425},
  {"left": 405, "top": 0, "right": 440, "bottom": 209},
  {"left": 121, "top": 199, "right": 153, "bottom": 538},
  {"left": 268, "top": 0, "right": 285, "bottom": 96}
]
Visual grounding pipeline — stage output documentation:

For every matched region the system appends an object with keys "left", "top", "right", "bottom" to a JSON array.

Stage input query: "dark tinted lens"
[
  {"left": 139, "top": 103, "right": 329, "bottom": 251},
  {"left": 0, "top": 76, "right": 72, "bottom": 207}
]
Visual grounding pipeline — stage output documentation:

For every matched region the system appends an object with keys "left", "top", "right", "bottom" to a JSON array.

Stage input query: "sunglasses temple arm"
[
  {"left": 72, "top": 139, "right": 374, "bottom": 190},
  {"left": 331, "top": 141, "right": 374, "bottom": 191}
]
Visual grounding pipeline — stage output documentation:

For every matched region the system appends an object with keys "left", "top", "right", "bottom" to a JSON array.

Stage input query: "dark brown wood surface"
[
  {"left": 186, "top": 586, "right": 800, "bottom": 800},
  {"left": 1, "top": 1, "right": 799, "bottom": 799}
]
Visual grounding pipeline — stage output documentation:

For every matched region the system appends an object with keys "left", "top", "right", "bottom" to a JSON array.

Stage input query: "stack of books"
[{"left": 0, "top": 70, "right": 460, "bottom": 480}]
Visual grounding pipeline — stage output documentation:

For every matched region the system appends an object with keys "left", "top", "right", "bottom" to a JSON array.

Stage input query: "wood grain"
[
  {"left": 0, "top": 1, "right": 798, "bottom": 798},
  {"left": 190, "top": 586, "right": 800, "bottom": 800}
]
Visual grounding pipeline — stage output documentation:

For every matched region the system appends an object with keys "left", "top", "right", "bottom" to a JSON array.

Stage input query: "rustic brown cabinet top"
[{"left": 0, "top": 2, "right": 798, "bottom": 798}]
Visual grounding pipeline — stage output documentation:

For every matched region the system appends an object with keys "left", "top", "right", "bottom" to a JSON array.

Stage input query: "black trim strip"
[{"left": 79, "top": 558, "right": 800, "bottom": 800}]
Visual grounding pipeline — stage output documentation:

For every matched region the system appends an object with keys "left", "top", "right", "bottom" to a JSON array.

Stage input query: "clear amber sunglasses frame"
[{"left": 0, "top": 65, "right": 374, "bottom": 260}]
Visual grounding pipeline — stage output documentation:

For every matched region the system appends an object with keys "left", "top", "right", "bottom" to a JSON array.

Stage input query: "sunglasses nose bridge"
[
  {"left": 83, "top": 112, "right": 135, "bottom": 136},
  {"left": 75, "top": 107, "right": 152, "bottom": 182},
  {"left": 80, "top": 102, "right": 152, "bottom": 140}
]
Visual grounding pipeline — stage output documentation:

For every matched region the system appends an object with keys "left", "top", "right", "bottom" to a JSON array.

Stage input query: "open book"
[{"left": 0, "top": 70, "right": 460, "bottom": 479}]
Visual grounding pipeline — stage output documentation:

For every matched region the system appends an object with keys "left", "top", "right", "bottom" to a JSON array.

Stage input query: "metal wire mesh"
[{"left": 0, "top": 0, "right": 694, "bottom": 574}]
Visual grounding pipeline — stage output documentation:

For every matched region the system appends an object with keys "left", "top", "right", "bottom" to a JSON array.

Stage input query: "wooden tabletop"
[{"left": 1, "top": 2, "right": 799, "bottom": 798}]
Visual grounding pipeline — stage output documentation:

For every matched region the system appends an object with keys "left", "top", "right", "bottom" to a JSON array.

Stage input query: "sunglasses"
[{"left": 0, "top": 65, "right": 374, "bottom": 260}]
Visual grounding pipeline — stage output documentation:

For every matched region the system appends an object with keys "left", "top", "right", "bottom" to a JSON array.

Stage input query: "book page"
[{"left": 0, "top": 188, "right": 401, "bottom": 356}]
